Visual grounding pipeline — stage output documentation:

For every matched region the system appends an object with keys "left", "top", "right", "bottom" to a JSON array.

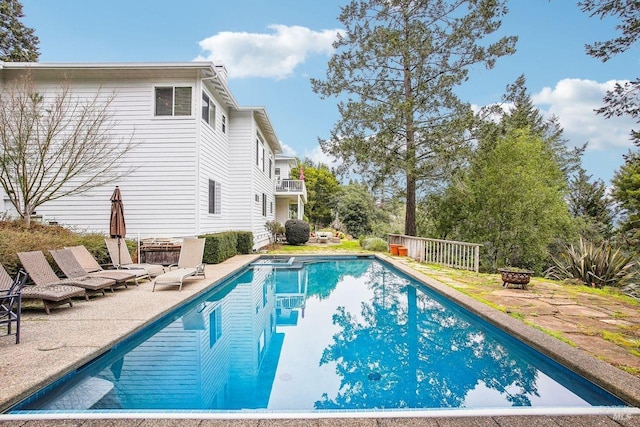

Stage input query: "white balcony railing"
[{"left": 276, "top": 179, "right": 306, "bottom": 194}]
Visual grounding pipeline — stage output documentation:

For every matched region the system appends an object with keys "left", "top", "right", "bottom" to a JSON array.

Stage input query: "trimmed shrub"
[
  {"left": 200, "top": 232, "right": 237, "bottom": 264},
  {"left": 235, "top": 231, "right": 254, "bottom": 254},
  {"left": 285, "top": 219, "right": 309, "bottom": 245}
]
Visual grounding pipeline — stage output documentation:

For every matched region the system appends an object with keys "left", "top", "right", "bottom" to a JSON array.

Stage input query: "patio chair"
[
  {"left": 0, "top": 262, "right": 87, "bottom": 315},
  {"left": 0, "top": 268, "right": 27, "bottom": 343},
  {"left": 17, "top": 251, "right": 116, "bottom": 297},
  {"left": 51, "top": 249, "right": 136, "bottom": 292},
  {"left": 153, "top": 238, "right": 206, "bottom": 292},
  {"left": 65, "top": 245, "right": 149, "bottom": 285},
  {"left": 105, "top": 238, "right": 165, "bottom": 277}
]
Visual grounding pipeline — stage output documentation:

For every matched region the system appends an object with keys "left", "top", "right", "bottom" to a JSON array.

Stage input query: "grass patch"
[
  {"left": 601, "top": 330, "right": 640, "bottom": 350},
  {"left": 267, "top": 240, "right": 363, "bottom": 253},
  {"left": 526, "top": 323, "right": 576, "bottom": 347}
]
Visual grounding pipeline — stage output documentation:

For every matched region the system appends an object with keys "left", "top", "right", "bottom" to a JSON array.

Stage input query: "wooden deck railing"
[{"left": 388, "top": 234, "right": 481, "bottom": 272}]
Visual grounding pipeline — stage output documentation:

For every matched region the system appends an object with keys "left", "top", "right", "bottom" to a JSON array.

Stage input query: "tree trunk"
[
  {"left": 405, "top": 172, "right": 416, "bottom": 236},
  {"left": 21, "top": 202, "right": 31, "bottom": 228}
]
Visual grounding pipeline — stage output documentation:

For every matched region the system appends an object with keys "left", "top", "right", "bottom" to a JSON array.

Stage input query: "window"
[
  {"left": 262, "top": 193, "right": 267, "bottom": 216},
  {"left": 209, "top": 307, "right": 222, "bottom": 348},
  {"left": 270, "top": 201, "right": 273, "bottom": 214},
  {"left": 202, "top": 92, "right": 215, "bottom": 126},
  {"left": 262, "top": 147, "right": 265, "bottom": 172},
  {"left": 222, "top": 115, "right": 226, "bottom": 133},
  {"left": 268, "top": 157, "right": 273, "bottom": 178},
  {"left": 155, "top": 86, "right": 192, "bottom": 116},
  {"left": 255, "top": 140, "right": 259, "bottom": 166},
  {"left": 209, "top": 180, "right": 221, "bottom": 214}
]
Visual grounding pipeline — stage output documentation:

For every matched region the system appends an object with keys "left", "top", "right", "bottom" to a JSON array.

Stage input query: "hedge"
[{"left": 199, "top": 230, "right": 254, "bottom": 264}]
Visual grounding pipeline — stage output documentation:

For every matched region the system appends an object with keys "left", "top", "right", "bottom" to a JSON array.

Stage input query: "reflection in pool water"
[{"left": 12, "top": 257, "right": 626, "bottom": 412}]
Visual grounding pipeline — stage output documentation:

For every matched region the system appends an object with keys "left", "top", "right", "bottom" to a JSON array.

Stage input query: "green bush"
[
  {"left": 285, "top": 219, "right": 309, "bottom": 245},
  {"left": 0, "top": 219, "right": 115, "bottom": 276},
  {"left": 360, "top": 237, "right": 388, "bottom": 252},
  {"left": 546, "top": 238, "right": 637, "bottom": 288},
  {"left": 200, "top": 232, "right": 237, "bottom": 264},
  {"left": 235, "top": 231, "right": 254, "bottom": 254}
]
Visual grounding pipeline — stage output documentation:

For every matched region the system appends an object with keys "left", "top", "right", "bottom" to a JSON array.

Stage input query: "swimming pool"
[{"left": 8, "top": 256, "right": 630, "bottom": 413}]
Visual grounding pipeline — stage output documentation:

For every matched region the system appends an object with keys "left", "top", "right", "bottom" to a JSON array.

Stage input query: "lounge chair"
[
  {"left": 153, "top": 238, "right": 206, "bottom": 291},
  {"left": 0, "top": 268, "right": 27, "bottom": 343},
  {"left": 65, "top": 245, "right": 148, "bottom": 285},
  {"left": 51, "top": 249, "right": 136, "bottom": 291},
  {"left": 105, "top": 238, "right": 165, "bottom": 277},
  {"left": 0, "top": 262, "right": 87, "bottom": 315},
  {"left": 17, "top": 251, "right": 116, "bottom": 297}
]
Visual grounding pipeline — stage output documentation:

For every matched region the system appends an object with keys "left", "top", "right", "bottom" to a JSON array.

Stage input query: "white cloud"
[
  {"left": 532, "top": 78, "right": 635, "bottom": 151},
  {"left": 305, "top": 145, "right": 342, "bottom": 169},
  {"left": 196, "top": 25, "right": 341, "bottom": 80},
  {"left": 279, "top": 142, "right": 297, "bottom": 157}
]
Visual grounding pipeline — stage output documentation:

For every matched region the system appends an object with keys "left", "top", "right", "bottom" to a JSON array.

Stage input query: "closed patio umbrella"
[{"left": 110, "top": 186, "right": 126, "bottom": 266}]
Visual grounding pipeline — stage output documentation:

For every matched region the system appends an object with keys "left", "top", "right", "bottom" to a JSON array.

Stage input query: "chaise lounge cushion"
[
  {"left": 51, "top": 248, "right": 136, "bottom": 290},
  {"left": 65, "top": 245, "right": 147, "bottom": 284},
  {"left": 0, "top": 262, "right": 86, "bottom": 315},
  {"left": 18, "top": 251, "right": 116, "bottom": 296}
]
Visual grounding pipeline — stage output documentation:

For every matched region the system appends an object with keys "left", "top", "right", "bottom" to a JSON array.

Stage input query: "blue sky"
[{"left": 20, "top": 0, "right": 638, "bottom": 185}]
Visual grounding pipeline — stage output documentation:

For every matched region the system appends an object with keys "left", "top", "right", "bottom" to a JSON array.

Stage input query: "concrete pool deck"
[{"left": 0, "top": 253, "right": 639, "bottom": 426}]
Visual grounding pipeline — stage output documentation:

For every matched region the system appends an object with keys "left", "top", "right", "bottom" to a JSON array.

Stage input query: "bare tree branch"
[{"left": 0, "top": 72, "right": 139, "bottom": 227}]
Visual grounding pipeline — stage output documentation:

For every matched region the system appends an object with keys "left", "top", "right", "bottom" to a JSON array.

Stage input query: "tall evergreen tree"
[
  {"left": 0, "top": 0, "right": 39, "bottom": 62},
  {"left": 461, "top": 128, "right": 573, "bottom": 271},
  {"left": 611, "top": 150, "right": 640, "bottom": 250},
  {"left": 312, "top": 0, "right": 516, "bottom": 236},
  {"left": 567, "top": 167, "right": 614, "bottom": 242},
  {"left": 475, "top": 75, "right": 584, "bottom": 177}
]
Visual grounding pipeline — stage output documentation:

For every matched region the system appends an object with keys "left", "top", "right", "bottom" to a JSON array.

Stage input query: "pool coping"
[{"left": 1, "top": 252, "right": 639, "bottom": 422}]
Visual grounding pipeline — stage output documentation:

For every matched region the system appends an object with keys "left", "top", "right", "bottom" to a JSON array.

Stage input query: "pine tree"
[
  {"left": 312, "top": 0, "right": 516, "bottom": 236},
  {"left": 0, "top": 0, "right": 39, "bottom": 62}
]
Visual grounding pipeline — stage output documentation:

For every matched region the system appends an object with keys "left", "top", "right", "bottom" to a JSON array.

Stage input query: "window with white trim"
[
  {"left": 202, "top": 92, "right": 215, "bottom": 127},
  {"left": 209, "top": 180, "right": 221, "bottom": 214},
  {"left": 155, "top": 86, "right": 192, "bottom": 116}
]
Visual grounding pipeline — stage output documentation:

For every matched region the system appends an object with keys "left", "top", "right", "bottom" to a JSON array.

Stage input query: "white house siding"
[
  {"left": 227, "top": 110, "right": 276, "bottom": 250},
  {"left": 197, "top": 82, "right": 232, "bottom": 236},
  {"left": 0, "top": 68, "right": 202, "bottom": 237},
  {"left": 252, "top": 134, "right": 277, "bottom": 249},
  {"left": 227, "top": 110, "right": 253, "bottom": 232},
  {"left": 0, "top": 63, "right": 283, "bottom": 246}
]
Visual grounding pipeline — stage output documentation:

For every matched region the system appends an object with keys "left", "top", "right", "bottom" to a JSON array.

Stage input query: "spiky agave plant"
[{"left": 547, "top": 238, "right": 637, "bottom": 288}]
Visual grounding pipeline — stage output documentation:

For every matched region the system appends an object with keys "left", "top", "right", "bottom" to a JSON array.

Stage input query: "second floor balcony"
[{"left": 276, "top": 179, "right": 307, "bottom": 201}]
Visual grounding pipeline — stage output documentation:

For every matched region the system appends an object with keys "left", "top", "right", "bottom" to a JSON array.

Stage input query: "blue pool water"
[{"left": 10, "top": 256, "right": 627, "bottom": 413}]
